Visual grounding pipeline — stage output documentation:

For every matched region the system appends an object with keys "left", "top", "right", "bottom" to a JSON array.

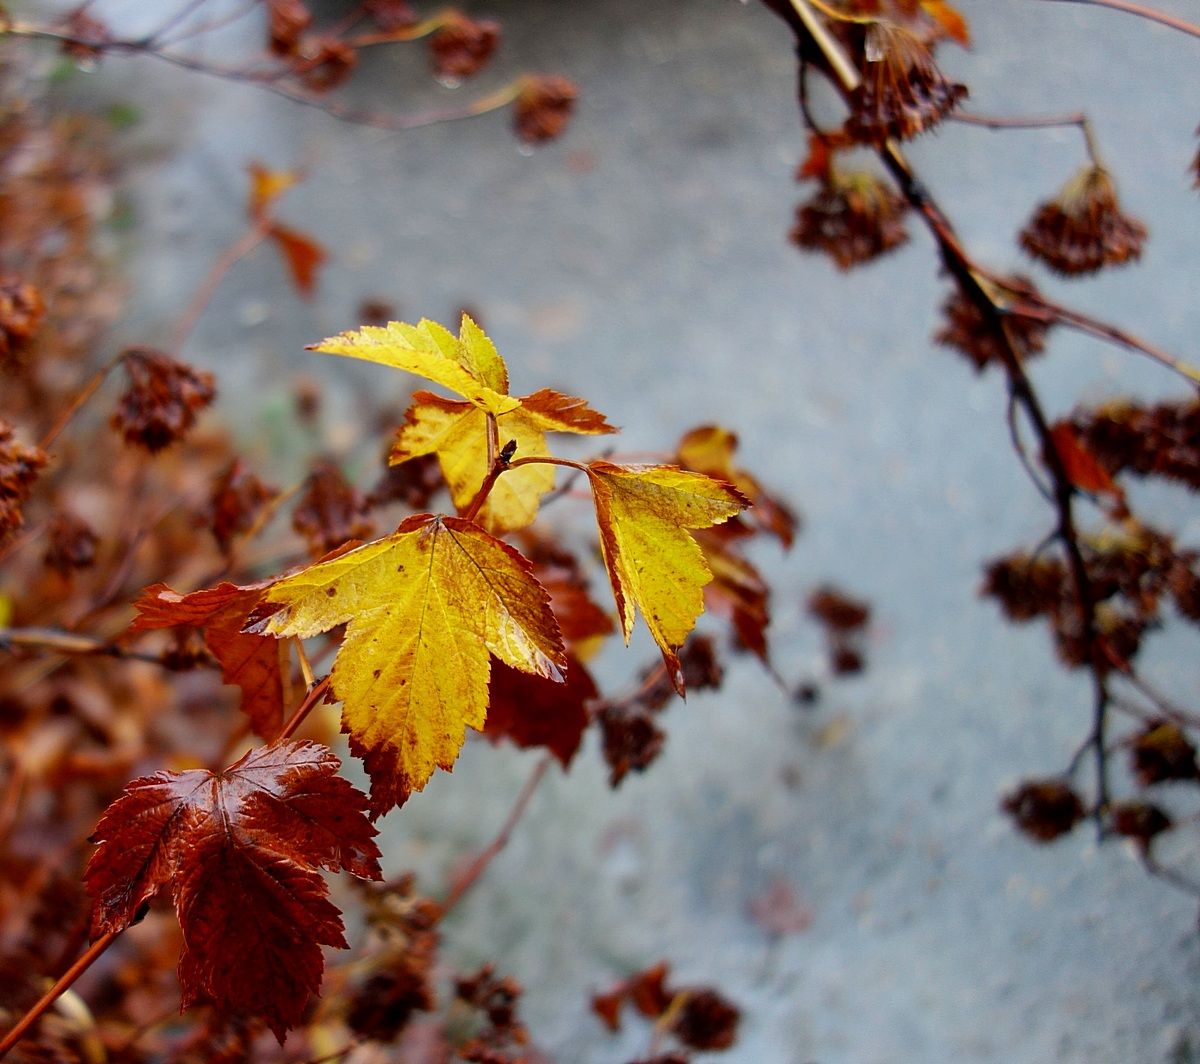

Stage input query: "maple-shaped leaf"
[
  {"left": 85, "top": 741, "right": 381, "bottom": 1041},
  {"left": 131, "top": 582, "right": 291, "bottom": 740},
  {"left": 484, "top": 654, "right": 597, "bottom": 767},
  {"left": 586, "top": 462, "right": 747, "bottom": 693},
  {"left": 308, "top": 314, "right": 518, "bottom": 415},
  {"left": 253, "top": 514, "right": 567, "bottom": 815},
  {"left": 393, "top": 387, "right": 614, "bottom": 533}
]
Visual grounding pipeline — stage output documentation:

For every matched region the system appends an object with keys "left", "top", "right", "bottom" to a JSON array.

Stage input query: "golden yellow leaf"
[
  {"left": 586, "top": 461, "right": 747, "bottom": 693},
  {"left": 393, "top": 388, "right": 614, "bottom": 534},
  {"left": 255, "top": 514, "right": 566, "bottom": 816},
  {"left": 308, "top": 315, "right": 519, "bottom": 416}
]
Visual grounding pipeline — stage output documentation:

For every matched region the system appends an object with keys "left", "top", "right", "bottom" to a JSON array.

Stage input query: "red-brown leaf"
[
  {"left": 269, "top": 224, "right": 327, "bottom": 300},
  {"left": 484, "top": 655, "right": 597, "bottom": 767},
  {"left": 131, "top": 582, "right": 290, "bottom": 740},
  {"left": 85, "top": 741, "right": 381, "bottom": 1040},
  {"left": 1050, "top": 421, "right": 1122, "bottom": 498}
]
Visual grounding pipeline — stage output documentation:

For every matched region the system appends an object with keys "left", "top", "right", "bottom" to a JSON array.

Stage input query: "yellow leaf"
[
  {"left": 586, "top": 461, "right": 747, "bottom": 693},
  {"left": 308, "top": 315, "right": 519, "bottom": 416},
  {"left": 257, "top": 514, "right": 566, "bottom": 815},
  {"left": 393, "top": 388, "right": 614, "bottom": 534}
]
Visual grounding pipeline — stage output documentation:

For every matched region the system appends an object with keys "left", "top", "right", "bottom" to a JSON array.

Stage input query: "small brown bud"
[
  {"left": 266, "top": 0, "right": 311, "bottom": 57},
  {"left": 0, "top": 277, "right": 45, "bottom": 363},
  {"left": 1002, "top": 779, "right": 1085, "bottom": 843},
  {"left": 1130, "top": 720, "right": 1199, "bottom": 786},
  {"left": 429, "top": 13, "right": 500, "bottom": 79},
  {"left": 43, "top": 511, "right": 99, "bottom": 575},
  {"left": 673, "top": 987, "right": 740, "bottom": 1051},
  {"left": 295, "top": 37, "right": 358, "bottom": 93},
  {"left": 0, "top": 422, "right": 47, "bottom": 544},
  {"left": 207, "top": 460, "right": 278, "bottom": 554},
  {"left": 292, "top": 458, "right": 375, "bottom": 556},
  {"left": 1109, "top": 801, "right": 1171, "bottom": 847},
  {"left": 513, "top": 75, "right": 579, "bottom": 145}
]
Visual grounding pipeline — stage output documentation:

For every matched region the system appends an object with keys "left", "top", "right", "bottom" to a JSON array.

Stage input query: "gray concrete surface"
[{"left": 22, "top": 0, "right": 1200, "bottom": 1060}]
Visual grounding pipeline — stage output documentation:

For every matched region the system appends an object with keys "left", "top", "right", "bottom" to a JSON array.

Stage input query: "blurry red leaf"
[
  {"left": 698, "top": 529, "right": 771, "bottom": 662},
  {"left": 268, "top": 224, "right": 327, "bottom": 300},
  {"left": 484, "top": 655, "right": 597, "bottom": 767},
  {"left": 131, "top": 581, "right": 290, "bottom": 740},
  {"left": 1049, "top": 421, "right": 1122, "bottom": 498},
  {"left": 85, "top": 741, "right": 382, "bottom": 1040},
  {"left": 591, "top": 961, "right": 672, "bottom": 1031}
]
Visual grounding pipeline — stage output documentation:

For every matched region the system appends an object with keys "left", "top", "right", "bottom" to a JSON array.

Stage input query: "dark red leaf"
[
  {"left": 85, "top": 741, "right": 381, "bottom": 1040},
  {"left": 484, "top": 655, "right": 596, "bottom": 767}
]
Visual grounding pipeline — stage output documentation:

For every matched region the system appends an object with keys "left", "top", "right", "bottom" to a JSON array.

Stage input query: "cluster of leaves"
[{"left": 0, "top": 50, "right": 791, "bottom": 1046}]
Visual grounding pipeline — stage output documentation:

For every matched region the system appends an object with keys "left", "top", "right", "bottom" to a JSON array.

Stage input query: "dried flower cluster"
[
  {"left": 1019, "top": 164, "right": 1146, "bottom": 276},
  {"left": 790, "top": 170, "right": 910, "bottom": 269},
  {"left": 844, "top": 22, "right": 967, "bottom": 144}
]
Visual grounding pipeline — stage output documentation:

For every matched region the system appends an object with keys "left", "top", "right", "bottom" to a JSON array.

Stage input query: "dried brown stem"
[
  {"left": 277, "top": 674, "right": 333, "bottom": 742},
  {"left": 442, "top": 754, "right": 553, "bottom": 913},
  {"left": 1036, "top": 0, "right": 1200, "bottom": 39},
  {"left": 0, "top": 930, "right": 121, "bottom": 1060},
  {"left": 780, "top": 0, "right": 1114, "bottom": 818},
  {"left": 0, "top": 625, "right": 197, "bottom": 667}
]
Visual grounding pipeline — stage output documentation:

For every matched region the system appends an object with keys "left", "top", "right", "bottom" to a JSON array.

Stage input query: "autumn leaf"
[
  {"left": 586, "top": 462, "right": 747, "bottom": 693},
  {"left": 308, "top": 315, "right": 519, "bottom": 415},
  {"left": 131, "top": 581, "right": 290, "bottom": 740},
  {"left": 1049, "top": 421, "right": 1123, "bottom": 498},
  {"left": 921, "top": 0, "right": 971, "bottom": 46},
  {"left": 85, "top": 741, "right": 381, "bottom": 1040},
  {"left": 484, "top": 655, "right": 597, "bottom": 767},
  {"left": 696, "top": 528, "right": 772, "bottom": 662},
  {"left": 247, "top": 162, "right": 302, "bottom": 220},
  {"left": 676, "top": 424, "right": 797, "bottom": 547},
  {"left": 253, "top": 514, "right": 566, "bottom": 815},
  {"left": 393, "top": 387, "right": 613, "bottom": 533},
  {"left": 268, "top": 223, "right": 326, "bottom": 300}
]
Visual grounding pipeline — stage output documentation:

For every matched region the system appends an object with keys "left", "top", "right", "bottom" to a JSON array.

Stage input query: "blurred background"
[{"left": 12, "top": 1, "right": 1200, "bottom": 1059}]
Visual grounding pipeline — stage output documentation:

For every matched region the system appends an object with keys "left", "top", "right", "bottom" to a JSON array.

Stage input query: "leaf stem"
[
  {"left": 506, "top": 454, "right": 589, "bottom": 473},
  {"left": 1034, "top": 0, "right": 1200, "bottom": 39},
  {"left": 38, "top": 356, "right": 122, "bottom": 452},
  {"left": 441, "top": 753, "right": 552, "bottom": 914},
  {"left": 0, "top": 625, "right": 196, "bottom": 667},
  {"left": 0, "top": 930, "right": 121, "bottom": 1060},
  {"left": 170, "top": 219, "right": 272, "bottom": 355},
  {"left": 952, "top": 109, "right": 1103, "bottom": 166},
  {"left": 277, "top": 674, "right": 332, "bottom": 742}
]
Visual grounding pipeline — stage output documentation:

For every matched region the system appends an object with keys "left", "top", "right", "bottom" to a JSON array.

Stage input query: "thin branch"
[
  {"left": 0, "top": 930, "right": 121, "bottom": 1060},
  {"left": 1035, "top": 0, "right": 1200, "bottom": 39},
  {"left": 170, "top": 219, "right": 271, "bottom": 355},
  {"left": 277, "top": 674, "right": 332, "bottom": 742},
  {"left": 38, "top": 356, "right": 122, "bottom": 451},
  {"left": 442, "top": 754, "right": 553, "bottom": 914},
  {"left": 0, "top": 626, "right": 193, "bottom": 667}
]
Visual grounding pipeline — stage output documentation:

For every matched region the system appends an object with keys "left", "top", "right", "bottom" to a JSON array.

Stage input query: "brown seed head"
[
  {"left": 1019, "top": 165, "right": 1146, "bottom": 276},
  {"left": 845, "top": 22, "right": 966, "bottom": 144},
  {"left": 266, "top": 0, "right": 311, "bottom": 57},
  {"left": 934, "top": 273, "right": 1050, "bottom": 372},
  {"left": 1130, "top": 720, "right": 1199, "bottom": 786},
  {"left": 789, "top": 170, "right": 909, "bottom": 269},
  {"left": 1002, "top": 779, "right": 1085, "bottom": 843},
  {"left": 0, "top": 422, "right": 48, "bottom": 544},
  {"left": 43, "top": 511, "right": 99, "bottom": 575},
  {"left": 111, "top": 348, "right": 216, "bottom": 452},
  {"left": 429, "top": 13, "right": 501, "bottom": 79}
]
